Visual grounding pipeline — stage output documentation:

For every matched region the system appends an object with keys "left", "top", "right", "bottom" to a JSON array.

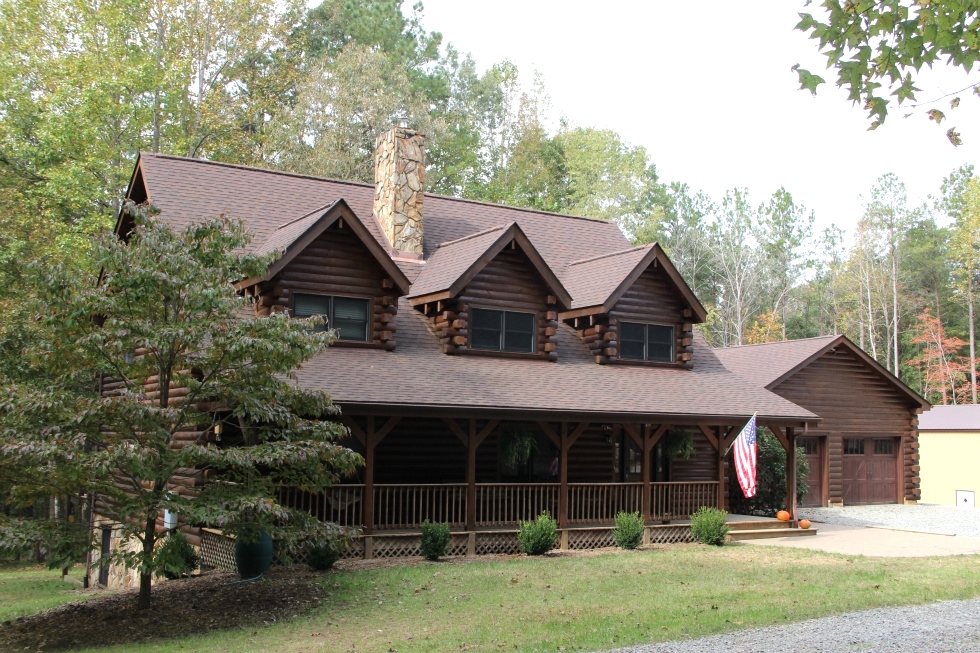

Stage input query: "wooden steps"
[{"left": 727, "top": 520, "right": 818, "bottom": 541}]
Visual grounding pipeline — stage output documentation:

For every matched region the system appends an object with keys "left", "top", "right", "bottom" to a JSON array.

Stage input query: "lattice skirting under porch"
[{"left": 200, "top": 525, "right": 694, "bottom": 566}]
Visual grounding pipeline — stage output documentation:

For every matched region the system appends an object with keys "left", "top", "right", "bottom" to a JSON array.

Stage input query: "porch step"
[
  {"left": 728, "top": 527, "right": 817, "bottom": 541},
  {"left": 728, "top": 520, "right": 797, "bottom": 531}
]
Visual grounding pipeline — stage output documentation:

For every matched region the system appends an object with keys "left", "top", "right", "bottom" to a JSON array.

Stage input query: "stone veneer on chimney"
[{"left": 373, "top": 126, "right": 425, "bottom": 256}]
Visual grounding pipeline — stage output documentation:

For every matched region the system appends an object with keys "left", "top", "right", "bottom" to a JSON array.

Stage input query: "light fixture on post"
[{"left": 213, "top": 421, "right": 222, "bottom": 442}]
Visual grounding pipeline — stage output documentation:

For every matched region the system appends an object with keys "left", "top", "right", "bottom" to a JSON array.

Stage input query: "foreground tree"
[{"left": 0, "top": 206, "right": 360, "bottom": 608}]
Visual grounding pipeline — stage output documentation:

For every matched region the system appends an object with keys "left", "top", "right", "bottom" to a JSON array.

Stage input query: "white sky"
[{"left": 420, "top": 0, "right": 980, "bottom": 240}]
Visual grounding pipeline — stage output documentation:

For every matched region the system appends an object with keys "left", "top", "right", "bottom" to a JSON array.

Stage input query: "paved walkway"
[
  {"left": 743, "top": 522, "right": 980, "bottom": 557},
  {"left": 608, "top": 598, "right": 980, "bottom": 652}
]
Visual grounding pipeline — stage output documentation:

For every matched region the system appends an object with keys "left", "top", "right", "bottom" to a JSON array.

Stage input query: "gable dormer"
[
  {"left": 560, "top": 244, "right": 706, "bottom": 368},
  {"left": 237, "top": 200, "right": 411, "bottom": 351},
  {"left": 408, "top": 223, "right": 571, "bottom": 360}
]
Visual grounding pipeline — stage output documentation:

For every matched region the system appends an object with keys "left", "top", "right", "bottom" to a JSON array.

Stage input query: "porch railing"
[
  {"left": 568, "top": 483, "right": 642, "bottom": 524},
  {"left": 475, "top": 483, "right": 560, "bottom": 527},
  {"left": 649, "top": 481, "right": 719, "bottom": 521},
  {"left": 282, "top": 481, "right": 720, "bottom": 530},
  {"left": 374, "top": 484, "right": 467, "bottom": 529}
]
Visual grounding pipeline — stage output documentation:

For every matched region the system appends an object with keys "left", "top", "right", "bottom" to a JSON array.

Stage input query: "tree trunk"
[
  {"left": 138, "top": 514, "right": 156, "bottom": 609},
  {"left": 970, "top": 278, "right": 977, "bottom": 404}
]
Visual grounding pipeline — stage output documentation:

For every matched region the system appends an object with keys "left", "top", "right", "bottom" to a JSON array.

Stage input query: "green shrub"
[
  {"left": 154, "top": 531, "right": 199, "bottom": 579},
  {"left": 306, "top": 540, "right": 342, "bottom": 570},
  {"left": 613, "top": 511, "right": 644, "bottom": 549},
  {"left": 517, "top": 511, "right": 558, "bottom": 555},
  {"left": 420, "top": 520, "right": 452, "bottom": 561},
  {"left": 690, "top": 507, "right": 730, "bottom": 546}
]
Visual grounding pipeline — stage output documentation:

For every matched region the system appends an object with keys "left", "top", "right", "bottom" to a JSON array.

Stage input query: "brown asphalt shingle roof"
[
  {"left": 408, "top": 225, "right": 510, "bottom": 298},
  {"left": 295, "top": 298, "right": 818, "bottom": 421},
  {"left": 563, "top": 245, "right": 653, "bottom": 309},
  {"left": 135, "top": 152, "right": 819, "bottom": 422},
  {"left": 713, "top": 336, "right": 840, "bottom": 388}
]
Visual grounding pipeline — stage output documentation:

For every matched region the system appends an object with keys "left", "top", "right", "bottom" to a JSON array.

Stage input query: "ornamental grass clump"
[
  {"left": 690, "top": 506, "right": 730, "bottom": 546},
  {"left": 420, "top": 520, "right": 452, "bottom": 561},
  {"left": 517, "top": 511, "right": 557, "bottom": 555},
  {"left": 613, "top": 511, "right": 644, "bottom": 550}
]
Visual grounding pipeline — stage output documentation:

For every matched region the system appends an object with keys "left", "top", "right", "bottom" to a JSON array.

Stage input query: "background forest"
[{"left": 0, "top": 0, "right": 977, "bottom": 405}]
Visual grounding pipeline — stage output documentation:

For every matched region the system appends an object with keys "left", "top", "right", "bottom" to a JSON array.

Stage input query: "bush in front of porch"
[{"left": 518, "top": 512, "right": 558, "bottom": 555}]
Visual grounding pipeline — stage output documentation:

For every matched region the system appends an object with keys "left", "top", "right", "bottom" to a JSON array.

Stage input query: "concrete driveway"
[{"left": 743, "top": 522, "right": 980, "bottom": 557}]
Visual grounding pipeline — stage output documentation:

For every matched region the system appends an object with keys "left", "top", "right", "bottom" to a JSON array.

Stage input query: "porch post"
[
  {"left": 641, "top": 424, "right": 651, "bottom": 524},
  {"left": 363, "top": 416, "right": 376, "bottom": 536},
  {"left": 716, "top": 426, "right": 725, "bottom": 511},
  {"left": 466, "top": 419, "right": 477, "bottom": 531},
  {"left": 559, "top": 422, "right": 568, "bottom": 532},
  {"left": 786, "top": 426, "right": 797, "bottom": 522}
]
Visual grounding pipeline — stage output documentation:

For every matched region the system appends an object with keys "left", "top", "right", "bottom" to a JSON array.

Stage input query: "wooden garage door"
[
  {"left": 798, "top": 437, "right": 823, "bottom": 507},
  {"left": 842, "top": 437, "right": 898, "bottom": 504}
]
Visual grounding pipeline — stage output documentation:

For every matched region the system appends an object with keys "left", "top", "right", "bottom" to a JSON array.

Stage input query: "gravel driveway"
[
  {"left": 798, "top": 504, "right": 980, "bottom": 538},
  {"left": 606, "top": 598, "right": 980, "bottom": 653}
]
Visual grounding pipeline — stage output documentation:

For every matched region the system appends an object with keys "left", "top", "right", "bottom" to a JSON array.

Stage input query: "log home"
[{"left": 112, "top": 125, "right": 924, "bottom": 562}]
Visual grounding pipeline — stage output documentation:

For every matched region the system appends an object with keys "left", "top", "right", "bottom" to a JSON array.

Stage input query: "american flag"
[{"left": 733, "top": 414, "right": 758, "bottom": 498}]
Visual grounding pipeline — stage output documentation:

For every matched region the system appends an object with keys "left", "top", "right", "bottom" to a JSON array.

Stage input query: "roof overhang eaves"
[{"left": 113, "top": 154, "right": 148, "bottom": 241}]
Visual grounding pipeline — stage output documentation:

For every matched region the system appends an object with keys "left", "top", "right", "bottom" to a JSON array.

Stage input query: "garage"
[{"left": 841, "top": 436, "right": 899, "bottom": 505}]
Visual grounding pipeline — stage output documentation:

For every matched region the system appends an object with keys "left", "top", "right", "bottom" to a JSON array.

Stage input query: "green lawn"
[
  {"left": 0, "top": 562, "right": 90, "bottom": 622},
  {"left": 6, "top": 545, "right": 980, "bottom": 652}
]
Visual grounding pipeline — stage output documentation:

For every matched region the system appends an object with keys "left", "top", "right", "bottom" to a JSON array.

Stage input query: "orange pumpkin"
[
  {"left": 799, "top": 519, "right": 812, "bottom": 529},
  {"left": 776, "top": 510, "right": 791, "bottom": 521}
]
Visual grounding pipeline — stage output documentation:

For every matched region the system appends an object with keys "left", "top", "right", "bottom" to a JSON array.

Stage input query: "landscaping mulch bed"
[{"left": 0, "top": 567, "right": 324, "bottom": 651}]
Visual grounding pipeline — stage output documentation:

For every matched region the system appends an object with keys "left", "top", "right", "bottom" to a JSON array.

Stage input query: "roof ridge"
[
  {"left": 715, "top": 334, "right": 841, "bottom": 350},
  {"left": 140, "top": 152, "right": 623, "bottom": 227},
  {"left": 568, "top": 243, "right": 654, "bottom": 267},
  {"left": 433, "top": 223, "right": 511, "bottom": 249},
  {"left": 274, "top": 200, "right": 338, "bottom": 230}
]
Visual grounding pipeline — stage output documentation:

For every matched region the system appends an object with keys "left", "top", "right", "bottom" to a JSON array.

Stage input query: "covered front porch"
[{"left": 279, "top": 412, "right": 811, "bottom": 558}]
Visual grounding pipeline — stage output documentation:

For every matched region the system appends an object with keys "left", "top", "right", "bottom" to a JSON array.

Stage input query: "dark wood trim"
[
  {"left": 558, "top": 422, "right": 569, "bottom": 529},
  {"left": 697, "top": 424, "right": 719, "bottom": 451},
  {"left": 786, "top": 427, "right": 797, "bottom": 520},
  {"left": 769, "top": 425, "right": 790, "bottom": 452},
  {"left": 648, "top": 424, "right": 670, "bottom": 450},
  {"left": 443, "top": 418, "right": 468, "bottom": 447},
  {"left": 373, "top": 416, "right": 402, "bottom": 445},
  {"left": 567, "top": 422, "right": 590, "bottom": 448},
  {"left": 623, "top": 423, "right": 643, "bottom": 449},
  {"left": 339, "top": 416, "right": 366, "bottom": 445},
  {"left": 537, "top": 421, "right": 560, "bottom": 448}
]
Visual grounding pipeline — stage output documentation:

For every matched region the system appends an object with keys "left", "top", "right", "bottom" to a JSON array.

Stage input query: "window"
[
  {"left": 292, "top": 294, "right": 370, "bottom": 342},
  {"left": 844, "top": 438, "right": 864, "bottom": 455},
  {"left": 471, "top": 308, "right": 536, "bottom": 353},
  {"left": 874, "top": 439, "right": 895, "bottom": 455},
  {"left": 799, "top": 437, "right": 819, "bottom": 456},
  {"left": 619, "top": 322, "right": 674, "bottom": 362}
]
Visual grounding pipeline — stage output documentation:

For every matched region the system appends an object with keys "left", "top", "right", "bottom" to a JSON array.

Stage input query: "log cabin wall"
[
  {"left": 567, "top": 426, "right": 615, "bottom": 483},
  {"left": 432, "top": 247, "right": 560, "bottom": 359},
  {"left": 770, "top": 348, "right": 920, "bottom": 504},
  {"left": 254, "top": 221, "right": 399, "bottom": 350},
  {"left": 373, "top": 418, "right": 466, "bottom": 483},
  {"left": 668, "top": 429, "right": 717, "bottom": 482},
  {"left": 609, "top": 266, "right": 693, "bottom": 368}
]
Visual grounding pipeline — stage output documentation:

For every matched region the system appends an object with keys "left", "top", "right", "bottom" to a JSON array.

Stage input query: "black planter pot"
[{"left": 234, "top": 531, "right": 273, "bottom": 579}]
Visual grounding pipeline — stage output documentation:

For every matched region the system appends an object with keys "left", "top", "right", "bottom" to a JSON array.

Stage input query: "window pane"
[
  {"left": 333, "top": 297, "right": 369, "bottom": 341},
  {"left": 293, "top": 294, "right": 329, "bottom": 318},
  {"left": 620, "top": 322, "right": 646, "bottom": 360},
  {"left": 471, "top": 308, "right": 502, "bottom": 350},
  {"left": 647, "top": 325, "right": 673, "bottom": 362},
  {"left": 874, "top": 439, "right": 894, "bottom": 455},
  {"left": 503, "top": 311, "right": 535, "bottom": 353},
  {"left": 844, "top": 438, "right": 864, "bottom": 455},
  {"left": 800, "top": 438, "right": 818, "bottom": 456}
]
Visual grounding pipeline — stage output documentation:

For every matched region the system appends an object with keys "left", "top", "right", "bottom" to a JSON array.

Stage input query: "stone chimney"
[{"left": 373, "top": 124, "right": 425, "bottom": 256}]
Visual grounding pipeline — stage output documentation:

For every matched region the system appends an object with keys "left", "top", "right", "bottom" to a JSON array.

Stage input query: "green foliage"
[
  {"left": 728, "top": 430, "right": 809, "bottom": 517},
  {"left": 665, "top": 430, "right": 696, "bottom": 460},
  {"left": 499, "top": 429, "right": 538, "bottom": 469},
  {"left": 517, "top": 512, "right": 557, "bottom": 556},
  {"left": 306, "top": 541, "right": 342, "bottom": 571},
  {"left": 794, "top": 1, "right": 980, "bottom": 139},
  {"left": 0, "top": 209, "right": 361, "bottom": 606},
  {"left": 154, "top": 531, "right": 200, "bottom": 580},
  {"left": 420, "top": 520, "right": 452, "bottom": 561},
  {"left": 612, "top": 512, "right": 644, "bottom": 550},
  {"left": 689, "top": 507, "right": 729, "bottom": 546}
]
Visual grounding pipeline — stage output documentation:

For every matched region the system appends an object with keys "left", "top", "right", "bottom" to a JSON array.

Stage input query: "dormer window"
[
  {"left": 620, "top": 322, "right": 674, "bottom": 363},
  {"left": 472, "top": 308, "right": 536, "bottom": 353},
  {"left": 293, "top": 293, "right": 370, "bottom": 342}
]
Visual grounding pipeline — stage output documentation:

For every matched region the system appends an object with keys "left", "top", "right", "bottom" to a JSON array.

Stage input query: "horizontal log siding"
[
  {"left": 256, "top": 222, "right": 398, "bottom": 350},
  {"left": 668, "top": 429, "right": 717, "bottom": 482},
  {"left": 455, "top": 248, "right": 560, "bottom": 360},
  {"left": 373, "top": 418, "right": 466, "bottom": 484},
  {"left": 567, "top": 426, "right": 615, "bottom": 483},
  {"left": 609, "top": 265, "right": 692, "bottom": 367},
  {"left": 771, "top": 348, "right": 920, "bottom": 503}
]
